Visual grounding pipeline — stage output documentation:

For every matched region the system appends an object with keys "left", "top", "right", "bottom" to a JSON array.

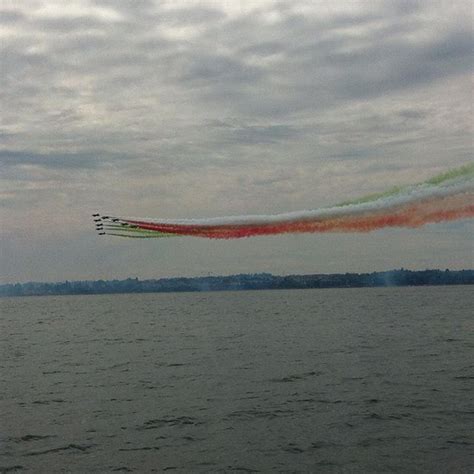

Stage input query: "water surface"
[{"left": 1, "top": 287, "right": 473, "bottom": 472}]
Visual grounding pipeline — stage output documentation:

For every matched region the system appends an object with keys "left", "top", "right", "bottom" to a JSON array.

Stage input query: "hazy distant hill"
[{"left": 1, "top": 269, "right": 473, "bottom": 297}]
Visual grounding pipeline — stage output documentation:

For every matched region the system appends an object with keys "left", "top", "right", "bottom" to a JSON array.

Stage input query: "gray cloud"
[
  {"left": 0, "top": 150, "right": 104, "bottom": 170},
  {"left": 1, "top": 0, "right": 472, "bottom": 282},
  {"left": 220, "top": 124, "right": 300, "bottom": 145},
  {"left": 0, "top": 9, "right": 26, "bottom": 23}
]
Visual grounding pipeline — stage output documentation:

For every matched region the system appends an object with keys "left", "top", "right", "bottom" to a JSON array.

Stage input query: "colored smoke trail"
[{"left": 94, "top": 164, "right": 474, "bottom": 239}]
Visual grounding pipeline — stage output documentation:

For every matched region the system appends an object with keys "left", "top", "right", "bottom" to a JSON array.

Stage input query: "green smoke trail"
[
  {"left": 337, "top": 163, "right": 474, "bottom": 207},
  {"left": 103, "top": 224, "right": 175, "bottom": 237},
  {"left": 104, "top": 232, "right": 174, "bottom": 238}
]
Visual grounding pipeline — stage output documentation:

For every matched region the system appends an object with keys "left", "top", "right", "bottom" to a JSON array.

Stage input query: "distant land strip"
[{"left": 1, "top": 269, "right": 473, "bottom": 297}]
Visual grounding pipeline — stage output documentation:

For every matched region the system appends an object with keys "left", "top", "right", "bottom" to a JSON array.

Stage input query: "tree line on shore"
[{"left": 1, "top": 269, "right": 473, "bottom": 297}]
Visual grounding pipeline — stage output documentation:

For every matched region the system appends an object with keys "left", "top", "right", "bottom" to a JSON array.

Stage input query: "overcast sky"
[{"left": 1, "top": 0, "right": 473, "bottom": 283}]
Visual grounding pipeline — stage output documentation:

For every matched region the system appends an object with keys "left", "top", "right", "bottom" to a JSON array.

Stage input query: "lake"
[{"left": 1, "top": 287, "right": 473, "bottom": 472}]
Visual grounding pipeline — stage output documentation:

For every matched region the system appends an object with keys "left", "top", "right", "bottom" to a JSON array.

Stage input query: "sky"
[{"left": 1, "top": 0, "right": 473, "bottom": 283}]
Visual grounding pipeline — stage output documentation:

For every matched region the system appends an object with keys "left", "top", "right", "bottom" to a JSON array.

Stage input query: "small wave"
[
  {"left": 270, "top": 371, "right": 321, "bottom": 383},
  {"left": 446, "top": 439, "right": 472, "bottom": 445},
  {"left": 138, "top": 416, "right": 203, "bottom": 430},
  {"left": 310, "top": 441, "right": 342, "bottom": 450},
  {"left": 105, "top": 362, "right": 131, "bottom": 370},
  {"left": 118, "top": 446, "right": 160, "bottom": 452},
  {"left": 364, "top": 412, "right": 413, "bottom": 421},
  {"left": 31, "top": 399, "right": 66, "bottom": 405},
  {"left": 365, "top": 413, "right": 385, "bottom": 420},
  {"left": 225, "top": 408, "right": 291, "bottom": 420},
  {"left": 314, "top": 460, "right": 340, "bottom": 467},
  {"left": 281, "top": 443, "right": 304, "bottom": 454},
  {"left": 25, "top": 443, "right": 94, "bottom": 456},
  {"left": 227, "top": 466, "right": 260, "bottom": 472},
  {"left": 9, "top": 435, "right": 56, "bottom": 443},
  {"left": 0, "top": 466, "right": 24, "bottom": 473}
]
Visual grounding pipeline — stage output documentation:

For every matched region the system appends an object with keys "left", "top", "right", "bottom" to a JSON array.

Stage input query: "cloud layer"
[{"left": 1, "top": 0, "right": 472, "bottom": 282}]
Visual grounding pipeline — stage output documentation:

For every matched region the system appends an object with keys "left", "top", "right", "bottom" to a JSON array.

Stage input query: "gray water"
[{"left": 1, "top": 287, "right": 473, "bottom": 473}]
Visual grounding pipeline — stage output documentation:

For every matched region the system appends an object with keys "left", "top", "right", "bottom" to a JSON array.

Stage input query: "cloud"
[
  {"left": 1, "top": 0, "right": 472, "bottom": 281},
  {"left": 0, "top": 150, "right": 104, "bottom": 170}
]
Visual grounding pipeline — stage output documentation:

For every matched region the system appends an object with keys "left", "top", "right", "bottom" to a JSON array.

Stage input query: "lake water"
[{"left": 1, "top": 287, "right": 473, "bottom": 473}]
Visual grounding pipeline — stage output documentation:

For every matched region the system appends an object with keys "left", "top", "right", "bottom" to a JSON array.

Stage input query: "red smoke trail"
[{"left": 121, "top": 192, "right": 474, "bottom": 239}]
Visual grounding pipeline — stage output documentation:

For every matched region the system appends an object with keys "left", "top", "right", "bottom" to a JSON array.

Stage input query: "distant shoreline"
[{"left": 1, "top": 269, "right": 473, "bottom": 298}]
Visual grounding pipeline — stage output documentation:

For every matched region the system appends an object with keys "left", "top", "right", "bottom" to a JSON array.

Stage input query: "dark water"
[{"left": 1, "top": 287, "right": 473, "bottom": 473}]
